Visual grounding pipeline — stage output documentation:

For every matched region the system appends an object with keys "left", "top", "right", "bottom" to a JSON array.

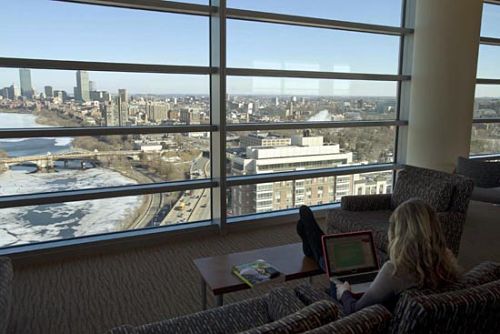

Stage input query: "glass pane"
[
  {"left": 481, "top": 3, "right": 500, "bottom": 38},
  {"left": 227, "top": 171, "right": 393, "bottom": 216},
  {"left": 477, "top": 45, "right": 500, "bottom": 79},
  {"left": 228, "top": 21, "right": 400, "bottom": 74},
  {"left": 227, "top": 0, "right": 402, "bottom": 27},
  {"left": 0, "top": 190, "right": 211, "bottom": 248},
  {"left": 226, "top": 127, "right": 396, "bottom": 177},
  {"left": 227, "top": 77, "right": 397, "bottom": 122},
  {"left": 1, "top": 0, "right": 208, "bottom": 65},
  {"left": 0, "top": 68, "right": 209, "bottom": 126},
  {"left": 470, "top": 124, "right": 500, "bottom": 155},
  {"left": 474, "top": 85, "right": 500, "bottom": 118},
  {"left": 0, "top": 133, "right": 210, "bottom": 196}
]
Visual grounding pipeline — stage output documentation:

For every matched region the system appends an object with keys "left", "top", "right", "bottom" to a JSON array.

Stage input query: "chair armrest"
[{"left": 341, "top": 194, "right": 392, "bottom": 211}]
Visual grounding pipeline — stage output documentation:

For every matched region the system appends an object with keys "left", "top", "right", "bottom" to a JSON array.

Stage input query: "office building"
[
  {"left": 180, "top": 108, "right": 201, "bottom": 125},
  {"left": 228, "top": 133, "right": 391, "bottom": 215},
  {"left": 146, "top": 101, "right": 170, "bottom": 123},
  {"left": 102, "top": 100, "right": 119, "bottom": 126},
  {"left": 44, "top": 86, "right": 53, "bottom": 98},
  {"left": 19, "top": 68, "right": 33, "bottom": 99},
  {"left": 9, "top": 84, "right": 20, "bottom": 99},
  {"left": 75, "top": 70, "right": 90, "bottom": 102},
  {"left": 118, "top": 89, "right": 128, "bottom": 102}
]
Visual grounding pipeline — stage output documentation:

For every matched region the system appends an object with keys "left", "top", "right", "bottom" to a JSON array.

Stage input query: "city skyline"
[
  {"left": 1, "top": 0, "right": 399, "bottom": 96},
  {"left": 2, "top": 1, "right": 498, "bottom": 96}
]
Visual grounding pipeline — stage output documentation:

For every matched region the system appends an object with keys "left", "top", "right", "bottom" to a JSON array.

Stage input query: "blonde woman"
[{"left": 297, "top": 199, "right": 460, "bottom": 315}]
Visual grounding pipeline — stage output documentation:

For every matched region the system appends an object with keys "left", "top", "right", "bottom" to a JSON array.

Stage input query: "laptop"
[{"left": 321, "top": 231, "right": 380, "bottom": 285}]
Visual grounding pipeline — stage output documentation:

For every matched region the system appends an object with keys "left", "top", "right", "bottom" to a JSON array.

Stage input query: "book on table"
[{"left": 232, "top": 259, "right": 281, "bottom": 288}]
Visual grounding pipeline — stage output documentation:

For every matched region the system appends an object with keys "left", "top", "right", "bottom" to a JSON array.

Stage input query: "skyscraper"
[
  {"left": 89, "top": 81, "right": 96, "bottom": 92},
  {"left": 118, "top": 89, "right": 128, "bottom": 102},
  {"left": 117, "top": 89, "right": 129, "bottom": 125},
  {"left": 44, "top": 86, "right": 53, "bottom": 98},
  {"left": 75, "top": 70, "right": 90, "bottom": 102},
  {"left": 19, "top": 69, "right": 33, "bottom": 99}
]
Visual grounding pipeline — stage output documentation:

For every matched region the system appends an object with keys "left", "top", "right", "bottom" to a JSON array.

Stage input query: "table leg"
[
  {"left": 201, "top": 278, "right": 207, "bottom": 310},
  {"left": 216, "top": 294, "right": 223, "bottom": 307}
]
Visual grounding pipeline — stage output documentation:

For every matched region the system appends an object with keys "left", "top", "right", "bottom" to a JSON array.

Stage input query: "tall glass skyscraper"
[
  {"left": 75, "top": 70, "right": 90, "bottom": 102},
  {"left": 19, "top": 68, "right": 33, "bottom": 99}
]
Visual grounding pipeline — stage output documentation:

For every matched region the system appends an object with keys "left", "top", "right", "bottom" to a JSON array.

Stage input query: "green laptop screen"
[{"left": 325, "top": 234, "right": 376, "bottom": 274}]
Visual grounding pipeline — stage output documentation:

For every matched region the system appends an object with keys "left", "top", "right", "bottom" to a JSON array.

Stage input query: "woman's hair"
[{"left": 388, "top": 198, "right": 459, "bottom": 289}]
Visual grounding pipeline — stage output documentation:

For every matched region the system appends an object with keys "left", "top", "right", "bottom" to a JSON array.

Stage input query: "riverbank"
[{"left": 34, "top": 109, "right": 81, "bottom": 127}]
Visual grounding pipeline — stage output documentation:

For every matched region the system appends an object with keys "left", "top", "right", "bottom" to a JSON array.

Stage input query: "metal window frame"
[
  {"left": 227, "top": 164, "right": 398, "bottom": 187},
  {"left": 470, "top": 1, "right": 500, "bottom": 157},
  {"left": 0, "top": 179, "right": 215, "bottom": 209},
  {"left": 0, "top": 0, "right": 410, "bottom": 252},
  {"left": 472, "top": 118, "right": 500, "bottom": 124}
]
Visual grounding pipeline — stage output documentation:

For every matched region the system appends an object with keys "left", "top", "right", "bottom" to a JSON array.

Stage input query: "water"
[
  {"left": 0, "top": 112, "right": 142, "bottom": 247},
  {"left": 0, "top": 112, "right": 72, "bottom": 157}
]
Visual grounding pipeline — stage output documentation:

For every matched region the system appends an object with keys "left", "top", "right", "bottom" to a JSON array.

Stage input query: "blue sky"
[{"left": 0, "top": 0, "right": 498, "bottom": 97}]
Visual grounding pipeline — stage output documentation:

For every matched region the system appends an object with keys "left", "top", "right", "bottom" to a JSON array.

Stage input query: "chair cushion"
[
  {"left": 327, "top": 209, "right": 392, "bottom": 252},
  {"left": 304, "top": 305, "right": 392, "bottom": 334},
  {"left": 239, "top": 300, "right": 339, "bottom": 334},
  {"left": 266, "top": 287, "right": 305, "bottom": 321},
  {"left": 471, "top": 186, "right": 500, "bottom": 205},
  {"left": 391, "top": 170, "right": 453, "bottom": 212},
  {"left": 456, "top": 157, "right": 500, "bottom": 188}
]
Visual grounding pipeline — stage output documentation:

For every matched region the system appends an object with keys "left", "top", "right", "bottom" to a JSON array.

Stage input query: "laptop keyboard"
[{"left": 342, "top": 271, "right": 378, "bottom": 285}]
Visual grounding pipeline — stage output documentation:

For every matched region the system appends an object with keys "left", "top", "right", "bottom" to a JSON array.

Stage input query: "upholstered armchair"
[{"left": 327, "top": 165, "right": 474, "bottom": 258}]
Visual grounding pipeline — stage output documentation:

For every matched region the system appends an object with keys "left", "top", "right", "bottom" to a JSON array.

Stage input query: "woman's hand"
[{"left": 336, "top": 281, "right": 352, "bottom": 300}]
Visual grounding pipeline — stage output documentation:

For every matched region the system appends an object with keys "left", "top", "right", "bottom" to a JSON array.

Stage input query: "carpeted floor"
[{"left": 7, "top": 201, "right": 500, "bottom": 334}]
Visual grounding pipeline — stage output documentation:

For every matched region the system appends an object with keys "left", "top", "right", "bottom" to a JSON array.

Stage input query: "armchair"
[{"left": 327, "top": 165, "right": 474, "bottom": 258}]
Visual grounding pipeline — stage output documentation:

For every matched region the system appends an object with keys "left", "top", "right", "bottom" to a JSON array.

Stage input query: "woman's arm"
[{"left": 340, "top": 262, "right": 410, "bottom": 315}]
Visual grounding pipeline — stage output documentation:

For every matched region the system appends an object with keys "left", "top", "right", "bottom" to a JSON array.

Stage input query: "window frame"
[
  {"left": 471, "top": 0, "right": 500, "bottom": 159},
  {"left": 0, "top": 0, "right": 411, "bottom": 252}
]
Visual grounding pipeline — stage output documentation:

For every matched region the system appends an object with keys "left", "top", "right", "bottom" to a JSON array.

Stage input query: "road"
[{"left": 161, "top": 155, "right": 210, "bottom": 225}]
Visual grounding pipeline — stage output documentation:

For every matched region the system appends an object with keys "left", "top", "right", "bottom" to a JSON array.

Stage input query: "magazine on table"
[{"left": 232, "top": 259, "right": 282, "bottom": 288}]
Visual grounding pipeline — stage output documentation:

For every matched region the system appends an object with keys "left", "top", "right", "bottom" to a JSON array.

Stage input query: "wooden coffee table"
[{"left": 193, "top": 242, "right": 323, "bottom": 310}]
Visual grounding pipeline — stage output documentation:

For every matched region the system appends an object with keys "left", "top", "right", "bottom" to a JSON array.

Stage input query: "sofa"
[
  {"left": 106, "top": 287, "right": 340, "bottom": 334},
  {"left": 105, "top": 261, "right": 500, "bottom": 334},
  {"left": 456, "top": 156, "right": 500, "bottom": 205},
  {"left": 326, "top": 165, "right": 474, "bottom": 259},
  {"left": 106, "top": 285, "right": 392, "bottom": 334}
]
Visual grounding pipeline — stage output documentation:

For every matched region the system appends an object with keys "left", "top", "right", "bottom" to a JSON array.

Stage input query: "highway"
[{"left": 160, "top": 155, "right": 210, "bottom": 225}]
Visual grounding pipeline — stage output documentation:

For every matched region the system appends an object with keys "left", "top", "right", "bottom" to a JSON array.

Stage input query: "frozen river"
[{"left": 0, "top": 112, "right": 142, "bottom": 247}]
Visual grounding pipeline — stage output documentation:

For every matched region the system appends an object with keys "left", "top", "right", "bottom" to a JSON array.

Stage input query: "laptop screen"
[{"left": 322, "top": 232, "right": 379, "bottom": 277}]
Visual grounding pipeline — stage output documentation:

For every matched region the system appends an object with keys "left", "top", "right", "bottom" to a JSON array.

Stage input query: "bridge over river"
[{"left": 0, "top": 150, "right": 140, "bottom": 170}]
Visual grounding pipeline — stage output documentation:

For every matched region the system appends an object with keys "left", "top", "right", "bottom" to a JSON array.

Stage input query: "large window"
[
  {"left": 471, "top": 1, "right": 500, "bottom": 156},
  {"left": 0, "top": 0, "right": 408, "bottom": 249}
]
